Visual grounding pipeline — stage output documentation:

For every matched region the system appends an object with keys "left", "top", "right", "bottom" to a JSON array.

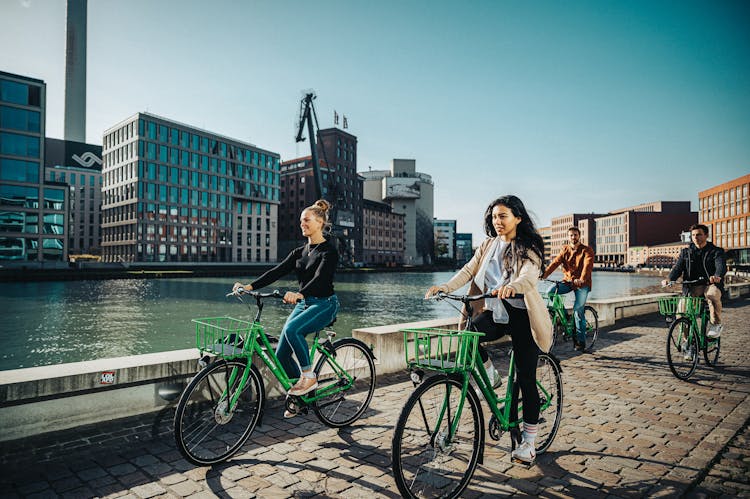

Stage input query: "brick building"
[
  {"left": 279, "top": 128, "right": 362, "bottom": 264},
  {"left": 362, "top": 198, "right": 404, "bottom": 265},
  {"left": 699, "top": 173, "right": 750, "bottom": 265}
]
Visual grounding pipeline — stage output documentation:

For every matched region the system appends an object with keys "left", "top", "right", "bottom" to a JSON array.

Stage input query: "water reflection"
[{"left": 0, "top": 270, "right": 661, "bottom": 370}]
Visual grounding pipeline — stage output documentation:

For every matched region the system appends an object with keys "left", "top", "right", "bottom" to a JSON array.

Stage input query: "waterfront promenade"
[{"left": 2, "top": 298, "right": 749, "bottom": 498}]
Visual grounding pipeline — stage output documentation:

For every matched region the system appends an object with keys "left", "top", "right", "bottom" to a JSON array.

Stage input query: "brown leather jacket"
[{"left": 543, "top": 244, "right": 595, "bottom": 289}]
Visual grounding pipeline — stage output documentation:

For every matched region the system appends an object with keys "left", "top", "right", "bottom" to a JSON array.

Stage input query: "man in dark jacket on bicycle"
[{"left": 662, "top": 224, "right": 727, "bottom": 338}]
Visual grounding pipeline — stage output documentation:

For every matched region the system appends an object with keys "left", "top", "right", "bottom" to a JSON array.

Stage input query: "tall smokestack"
[{"left": 64, "top": 0, "right": 87, "bottom": 142}]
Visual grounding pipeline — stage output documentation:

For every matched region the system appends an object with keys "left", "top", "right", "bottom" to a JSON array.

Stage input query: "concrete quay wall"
[{"left": 2, "top": 284, "right": 747, "bottom": 444}]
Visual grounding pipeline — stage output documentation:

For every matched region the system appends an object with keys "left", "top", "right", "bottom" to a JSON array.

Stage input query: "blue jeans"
[
  {"left": 547, "top": 282, "right": 590, "bottom": 343},
  {"left": 276, "top": 295, "right": 339, "bottom": 379}
]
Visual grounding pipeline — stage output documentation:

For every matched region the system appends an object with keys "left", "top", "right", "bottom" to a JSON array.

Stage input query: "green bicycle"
[
  {"left": 659, "top": 279, "right": 721, "bottom": 381},
  {"left": 391, "top": 291, "right": 564, "bottom": 499},
  {"left": 544, "top": 279, "right": 599, "bottom": 352},
  {"left": 173, "top": 289, "right": 376, "bottom": 466}
]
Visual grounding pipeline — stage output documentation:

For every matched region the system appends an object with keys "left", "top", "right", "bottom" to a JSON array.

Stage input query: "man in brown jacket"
[{"left": 542, "top": 226, "right": 595, "bottom": 351}]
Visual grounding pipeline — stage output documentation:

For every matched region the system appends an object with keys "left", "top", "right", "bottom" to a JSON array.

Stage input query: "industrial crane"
[{"left": 295, "top": 92, "right": 354, "bottom": 266}]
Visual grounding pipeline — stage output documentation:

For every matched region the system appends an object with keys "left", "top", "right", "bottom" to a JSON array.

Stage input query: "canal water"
[{"left": 0, "top": 271, "right": 662, "bottom": 370}]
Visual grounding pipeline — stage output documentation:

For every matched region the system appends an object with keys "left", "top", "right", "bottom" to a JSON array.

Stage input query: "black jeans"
[{"left": 472, "top": 307, "right": 540, "bottom": 425}]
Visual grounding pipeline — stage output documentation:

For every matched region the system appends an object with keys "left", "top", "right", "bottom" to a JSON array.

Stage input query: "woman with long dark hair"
[{"left": 426, "top": 194, "right": 552, "bottom": 464}]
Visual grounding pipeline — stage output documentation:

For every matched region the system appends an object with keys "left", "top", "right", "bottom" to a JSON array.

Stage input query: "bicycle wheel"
[
  {"left": 534, "top": 353, "right": 564, "bottom": 453},
  {"left": 312, "top": 338, "right": 376, "bottom": 427},
  {"left": 392, "top": 375, "right": 483, "bottom": 499},
  {"left": 174, "top": 359, "right": 265, "bottom": 466},
  {"left": 704, "top": 337, "right": 721, "bottom": 367},
  {"left": 583, "top": 306, "right": 599, "bottom": 351},
  {"left": 666, "top": 318, "right": 698, "bottom": 380}
]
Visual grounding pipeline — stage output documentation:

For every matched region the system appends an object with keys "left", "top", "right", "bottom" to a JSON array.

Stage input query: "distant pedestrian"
[
  {"left": 662, "top": 223, "right": 727, "bottom": 338},
  {"left": 233, "top": 200, "right": 339, "bottom": 417},
  {"left": 541, "top": 226, "right": 595, "bottom": 352},
  {"left": 425, "top": 195, "right": 552, "bottom": 465}
]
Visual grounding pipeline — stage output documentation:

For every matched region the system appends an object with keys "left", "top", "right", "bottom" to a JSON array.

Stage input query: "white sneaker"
[
  {"left": 486, "top": 360, "right": 502, "bottom": 389},
  {"left": 707, "top": 324, "right": 723, "bottom": 339},
  {"left": 683, "top": 346, "right": 693, "bottom": 361},
  {"left": 473, "top": 360, "right": 502, "bottom": 400},
  {"left": 511, "top": 440, "right": 536, "bottom": 465}
]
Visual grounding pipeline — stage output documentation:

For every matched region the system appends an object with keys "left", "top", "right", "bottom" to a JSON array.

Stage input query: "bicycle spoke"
[
  {"left": 312, "top": 339, "right": 375, "bottom": 427},
  {"left": 174, "top": 361, "right": 263, "bottom": 465},
  {"left": 393, "top": 376, "right": 481, "bottom": 498},
  {"left": 666, "top": 318, "right": 698, "bottom": 380}
]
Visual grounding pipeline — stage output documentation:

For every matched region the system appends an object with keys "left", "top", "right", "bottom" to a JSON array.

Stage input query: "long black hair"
[{"left": 483, "top": 195, "right": 545, "bottom": 275}]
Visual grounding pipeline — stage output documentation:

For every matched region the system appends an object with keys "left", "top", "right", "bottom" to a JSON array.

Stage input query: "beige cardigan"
[{"left": 442, "top": 237, "right": 553, "bottom": 353}]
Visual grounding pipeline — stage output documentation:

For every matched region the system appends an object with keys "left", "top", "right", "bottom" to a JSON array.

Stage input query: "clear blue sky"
[{"left": 2, "top": 0, "right": 748, "bottom": 242}]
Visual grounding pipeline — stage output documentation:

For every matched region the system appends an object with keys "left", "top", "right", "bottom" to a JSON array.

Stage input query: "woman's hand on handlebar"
[
  {"left": 491, "top": 285, "right": 517, "bottom": 299},
  {"left": 232, "top": 282, "right": 253, "bottom": 294},
  {"left": 425, "top": 285, "right": 448, "bottom": 299},
  {"left": 283, "top": 291, "right": 303, "bottom": 304}
]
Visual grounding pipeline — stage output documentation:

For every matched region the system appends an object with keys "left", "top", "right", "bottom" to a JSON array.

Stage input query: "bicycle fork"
[{"left": 415, "top": 374, "right": 473, "bottom": 455}]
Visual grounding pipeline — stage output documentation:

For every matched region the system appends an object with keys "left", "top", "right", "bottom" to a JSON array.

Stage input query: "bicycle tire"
[
  {"left": 507, "top": 352, "right": 564, "bottom": 455},
  {"left": 666, "top": 318, "right": 698, "bottom": 380},
  {"left": 703, "top": 337, "right": 720, "bottom": 367},
  {"left": 174, "top": 359, "right": 265, "bottom": 466},
  {"left": 533, "top": 353, "right": 564, "bottom": 453},
  {"left": 583, "top": 306, "right": 599, "bottom": 351},
  {"left": 392, "top": 374, "right": 483, "bottom": 499},
  {"left": 312, "top": 338, "right": 376, "bottom": 427}
]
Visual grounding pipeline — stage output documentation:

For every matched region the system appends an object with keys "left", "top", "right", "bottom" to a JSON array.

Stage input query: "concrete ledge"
[
  {"left": 0, "top": 348, "right": 288, "bottom": 443},
  {"left": 587, "top": 293, "right": 676, "bottom": 327},
  {"left": 0, "top": 349, "right": 199, "bottom": 442},
  {"left": 353, "top": 317, "right": 460, "bottom": 376},
  {"left": 727, "top": 282, "right": 750, "bottom": 299}
]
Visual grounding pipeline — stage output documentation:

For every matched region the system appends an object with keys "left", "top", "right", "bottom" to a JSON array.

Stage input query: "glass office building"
[
  {"left": 101, "top": 112, "right": 280, "bottom": 263},
  {"left": 0, "top": 71, "right": 68, "bottom": 263}
]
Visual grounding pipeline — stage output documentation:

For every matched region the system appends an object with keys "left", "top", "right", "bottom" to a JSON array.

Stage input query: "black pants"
[{"left": 472, "top": 308, "right": 540, "bottom": 425}]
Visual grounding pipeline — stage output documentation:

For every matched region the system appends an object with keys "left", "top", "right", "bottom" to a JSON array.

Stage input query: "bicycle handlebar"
[
  {"left": 226, "top": 288, "right": 285, "bottom": 299},
  {"left": 662, "top": 277, "right": 708, "bottom": 287},
  {"left": 433, "top": 290, "right": 526, "bottom": 302}
]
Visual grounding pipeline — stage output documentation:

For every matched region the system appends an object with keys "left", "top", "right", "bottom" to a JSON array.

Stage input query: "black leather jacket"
[{"left": 668, "top": 242, "right": 727, "bottom": 292}]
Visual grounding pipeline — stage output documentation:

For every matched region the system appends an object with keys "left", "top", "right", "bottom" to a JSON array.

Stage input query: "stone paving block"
[
  {"left": 92, "top": 481, "right": 130, "bottom": 498},
  {"left": 322, "top": 476, "right": 355, "bottom": 494},
  {"left": 87, "top": 474, "right": 119, "bottom": 489},
  {"left": 130, "top": 482, "right": 167, "bottom": 499},
  {"left": 167, "top": 479, "right": 204, "bottom": 496},
  {"left": 118, "top": 470, "right": 150, "bottom": 487},
  {"left": 220, "top": 486, "right": 256, "bottom": 499},
  {"left": 50, "top": 475, "right": 84, "bottom": 493}
]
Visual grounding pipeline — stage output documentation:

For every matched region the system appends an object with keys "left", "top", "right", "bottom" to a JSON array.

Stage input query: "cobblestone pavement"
[{"left": 2, "top": 298, "right": 749, "bottom": 498}]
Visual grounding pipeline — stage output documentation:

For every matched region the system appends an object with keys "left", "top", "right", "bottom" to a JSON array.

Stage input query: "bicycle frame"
[
  {"left": 546, "top": 282, "right": 575, "bottom": 336},
  {"left": 673, "top": 298, "right": 709, "bottom": 350},
  {"left": 432, "top": 351, "right": 554, "bottom": 444},
  {"left": 217, "top": 294, "right": 357, "bottom": 412},
  {"left": 422, "top": 294, "right": 553, "bottom": 446}
]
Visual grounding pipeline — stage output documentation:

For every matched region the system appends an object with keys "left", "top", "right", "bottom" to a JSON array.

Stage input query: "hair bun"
[{"left": 314, "top": 199, "right": 331, "bottom": 212}]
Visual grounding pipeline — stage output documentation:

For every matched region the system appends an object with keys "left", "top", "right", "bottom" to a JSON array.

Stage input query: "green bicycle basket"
[
  {"left": 545, "top": 292, "right": 565, "bottom": 310},
  {"left": 402, "top": 328, "right": 484, "bottom": 373},
  {"left": 192, "top": 317, "right": 254, "bottom": 359},
  {"left": 657, "top": 296, "right": 704, "bottom": 317}
]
